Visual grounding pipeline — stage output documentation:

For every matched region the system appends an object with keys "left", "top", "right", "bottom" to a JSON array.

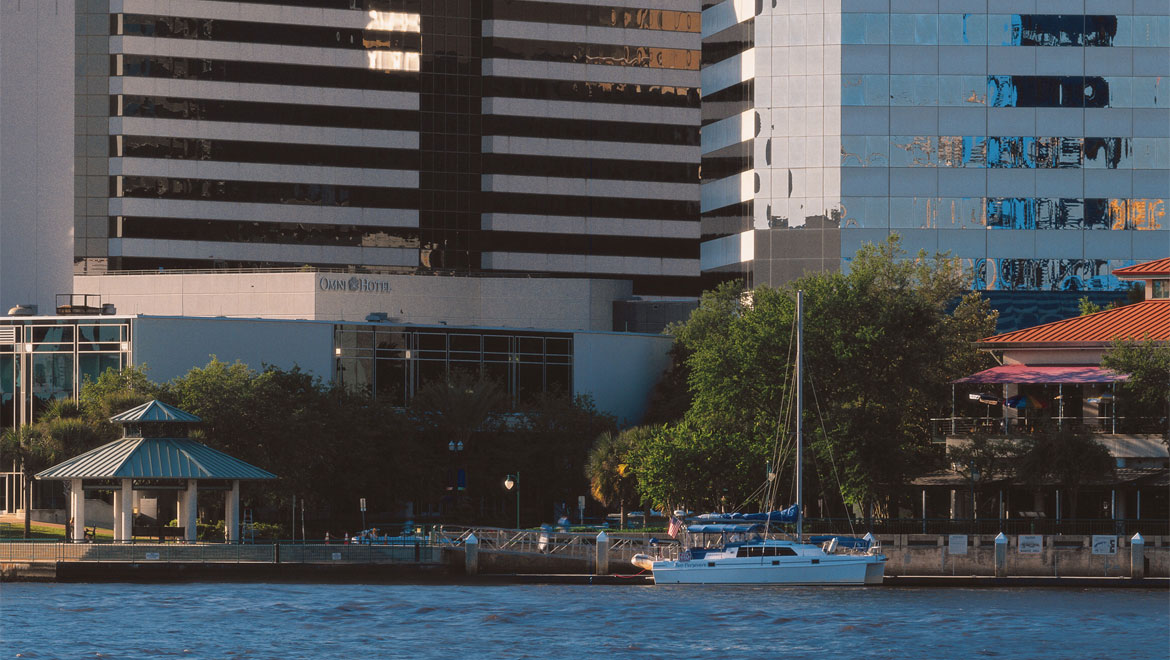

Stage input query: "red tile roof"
[
  {"left": 1113, "top": 258, "right": 1170, "bottom": 278},
  {"left": 981, "top": 300, "right": 1170, "bottom": 345}
]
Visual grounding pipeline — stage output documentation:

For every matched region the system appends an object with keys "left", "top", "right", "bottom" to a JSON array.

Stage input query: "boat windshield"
[{"left": 735, "top": 545, "right": 798, "bottom": 558}]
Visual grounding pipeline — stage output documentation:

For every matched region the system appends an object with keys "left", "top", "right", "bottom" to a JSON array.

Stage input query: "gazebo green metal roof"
[
  {"left": 36, "top": 437, "right": 276, "bottom": 480},
  {"left": 109, "top": 399, "right": 202, "bottom": 424}
]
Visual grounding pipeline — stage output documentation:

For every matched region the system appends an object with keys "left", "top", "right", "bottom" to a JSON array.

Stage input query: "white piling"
[
  {"left": 994, "top": 532, "right": 1007, "bottom": 578},
  {"left": 464, "top": 533, "right": 479, "bottom": 576},
  {"left": 596, "top": 531, "right": 610, "bottom": 575},
  {"left": 1130, "top": 533, "right": 1145, "bottom": 579}
]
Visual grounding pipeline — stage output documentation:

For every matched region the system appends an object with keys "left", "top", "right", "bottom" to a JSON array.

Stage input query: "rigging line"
[
  {"left": 764, "top": 307, "right": 799, "bottom": 535},
  {"left": 808, "top": 372, "right": 856, "bottom": 537}
]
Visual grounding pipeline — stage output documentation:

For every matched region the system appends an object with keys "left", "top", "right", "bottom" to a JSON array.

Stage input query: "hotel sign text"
[{"left": 319, "top": 276, "right": 392, "bottom": 294}]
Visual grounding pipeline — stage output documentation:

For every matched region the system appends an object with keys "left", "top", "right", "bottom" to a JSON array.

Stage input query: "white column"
[
  {"left": 183, "top": 480, "right": 198, "bottom": 542},
  {"left": 120, "top": 479, "right": 133, "bottom": 542},
  {"left": 176, "top": 490, "right": 186, "bottom": 530},
  {"left": 70, "top": 479, "right": 85, "bottom": 542},
  {"left": 225, "top": 480, "right": 240, "bottom": 543},
  {"left": 112, "top": 488, "right": 123, "bottom": 542}
]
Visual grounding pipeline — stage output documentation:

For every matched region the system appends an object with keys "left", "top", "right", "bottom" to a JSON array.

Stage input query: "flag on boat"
[{"left": 667, "top": 516, "right": 682, "bottom": 538}]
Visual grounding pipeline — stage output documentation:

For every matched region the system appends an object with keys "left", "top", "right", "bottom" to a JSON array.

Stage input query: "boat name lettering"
[{"left": 319, "top": 276, "right": 392, "bottom": 294}]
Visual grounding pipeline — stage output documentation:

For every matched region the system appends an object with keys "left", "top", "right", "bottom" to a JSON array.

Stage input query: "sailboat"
[{"left": 632, "top": 291, "right": 887, "bottom": 585}]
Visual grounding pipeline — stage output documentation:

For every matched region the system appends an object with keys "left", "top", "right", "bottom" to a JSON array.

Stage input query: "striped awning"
[
  {"left": 36, "top": 437, "right": 275, "bottom": 480},
  {"left": 953, "top": 365, "right": 1129, "bottom": 384}
]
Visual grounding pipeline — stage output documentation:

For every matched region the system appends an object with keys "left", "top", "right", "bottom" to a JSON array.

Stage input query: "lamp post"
[{"left": 504, "top": 472, "right": 519, "bottom": 529}]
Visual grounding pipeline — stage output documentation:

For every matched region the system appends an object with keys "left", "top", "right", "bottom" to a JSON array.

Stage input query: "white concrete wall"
[
  {"left": 0, "top": 0, "right": 75, "bottom": 314},
  {"left": 132, "top": 316, "right": 335, "bottom": 383},
  {"left": 76, "top": 271, "right": 632, "bottom": 331},
  {"left": 572, "top": 331, "right": 673, "bottom": 426}
]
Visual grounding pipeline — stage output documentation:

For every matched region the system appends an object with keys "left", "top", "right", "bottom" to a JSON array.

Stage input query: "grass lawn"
[{"left": 0, "top": 522, "right": 113, "bottom": 541}]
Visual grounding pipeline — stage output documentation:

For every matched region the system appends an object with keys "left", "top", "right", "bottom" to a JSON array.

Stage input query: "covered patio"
[{"left": 35, "top": 400, "right": 275, "bottom": 543}]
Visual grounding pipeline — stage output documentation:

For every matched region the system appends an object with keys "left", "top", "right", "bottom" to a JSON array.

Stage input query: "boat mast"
[{"left": 795, "top": 289, "right": 803, "bottom": 542}]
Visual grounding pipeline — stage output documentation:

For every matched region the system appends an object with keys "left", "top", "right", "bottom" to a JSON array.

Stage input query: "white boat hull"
[{"left": 650, "top": 554, "right": 886, "bottom": 585}]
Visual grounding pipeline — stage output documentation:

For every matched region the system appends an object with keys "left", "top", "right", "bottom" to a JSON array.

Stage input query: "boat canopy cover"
[
  {"left": 686, "top": 524, "right": 763, "bottom": 534},
  {"left": 693, "top": 504, "right": 800, "bottom": 525},
  {"left": 809, "top": 535, "right": 871, "bottom": 549}
]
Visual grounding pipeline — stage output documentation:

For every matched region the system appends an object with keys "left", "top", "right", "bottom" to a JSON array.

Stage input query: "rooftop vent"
[
  {"left": 101, "top": 303, "right": 117, "bottom": 315},
  {"left": 7, "top": 304, "right": 37, "bottom": 316},
  {"left": 366, "top": 312, "right": 389, "bottom": 322}
]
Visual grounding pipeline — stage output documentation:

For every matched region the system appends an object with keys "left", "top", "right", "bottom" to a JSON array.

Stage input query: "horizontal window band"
[
  {"left": 119, "top": 54, "right": 418, "bottom": 93},
  {"left": 486, "top": 192, "right": 697, "bottom": 222},
  {"left": 484, "top": 38, "right": 699, "bottom": 71},
  {"left": 485, "top": 2, "right": 699, "bottom": 33},
  {"left": 484, "top": 76, "right": 699, "bottom": 109},
  {"left": 484, "top": 154, "right": 697, "bottom": 184},
  {"left": 117, "top": 134, "right": 421, "bottom": 170},
  {"left": 483, "top": 114, "right": 697, "bottom": 146},
  {"left": 198, "top": 1, "right": 421, "bottom": 11},
  {"left": 848, "top": 135, "right": 1167, "bottom": 169},
  {"left": 700, "top": 155, "right": 752, "bottom": 182},
  {"left": 109, "top": 255, "right": 420, "bottom": 273},
  {"left": 118, "top": 95, "right": 419, "bottom": 131},
  {"left": 702, "top": 18, "right": 753, "bottom": 68},
  {"left": 700, "top": 199, "right": 753, "bottom": 220},
  {"left": 117, "top": 14, "right": 421, "bottom": 51},
  {"left": 116, "top": 176, "right": 419, "bottom": 210},
  {"left": 480, "top": 232, "right": 698, "bottom": 259},
  {"left": 112, "top": 216, "right": 420, "bottom": 248},
  {"left": 702, "top": 139, "right": 754, "bottom": 163}
]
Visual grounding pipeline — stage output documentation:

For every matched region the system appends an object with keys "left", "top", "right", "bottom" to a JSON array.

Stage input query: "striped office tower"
[
  {"left": 67, "top": 0, "right": 701, "bottom": 296},
  {"left": 478, "top": 0, "right": 702, "bottom": 295},
  {"left": 699, "top": 1, "right": 1170, "bottom": 318}
]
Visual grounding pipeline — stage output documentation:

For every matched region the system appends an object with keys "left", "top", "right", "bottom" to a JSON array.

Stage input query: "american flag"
[{"left": 667, "top": 516, "right": 682, "bottom": 538}]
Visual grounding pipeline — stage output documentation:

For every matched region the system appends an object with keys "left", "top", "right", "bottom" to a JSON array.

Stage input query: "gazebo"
[{"left": 35, "top": 400, "right": 276, "bottom": 543}]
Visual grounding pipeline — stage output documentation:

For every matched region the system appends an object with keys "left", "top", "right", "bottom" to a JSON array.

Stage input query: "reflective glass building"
[
  {"left": 68, "top": 0, "right": 701, "bottom": 296},
  {"left": 699, "top": 1, "right": 1170, "bottom": 313}
]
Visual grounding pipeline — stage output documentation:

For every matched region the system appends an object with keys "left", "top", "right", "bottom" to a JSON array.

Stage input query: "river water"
[{"left": 2, "top": 583, "right": 1166, "bottom": 659}]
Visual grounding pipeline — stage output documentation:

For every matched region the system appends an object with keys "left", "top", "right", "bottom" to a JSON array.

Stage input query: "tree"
[
  {"left": 1015, "top": 423, "right": 1114, "bottom": 518},
  {"left": 1102, "top": 339, "right": 1170, "bottom": 437},
  {"left": 410, "top": 371, "right": 506, "bottom": 453},
  {"left": 639, "top": 236, "right": 997, "bottom": 517},
  {"left": 949, "top": 433, "right": 1017, "bottom": 518},
  {"left": 0, "top": 426, "right": 52, "bottom": 539},
  {"left": 586, "top": 428, "right": 643, "bottom": 528}
]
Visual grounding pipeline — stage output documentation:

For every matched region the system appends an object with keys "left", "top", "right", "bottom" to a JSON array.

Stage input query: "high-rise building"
[
  {"left": 699, "top": 1, "right": 1169, "bottom": 311},
  {"left": 54, "top": 0, "right": 704, "bottom": 296}
]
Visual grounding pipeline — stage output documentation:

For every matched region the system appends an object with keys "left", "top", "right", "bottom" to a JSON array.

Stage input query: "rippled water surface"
[{"left": 2, "top": 583, "right": 1167, "bottom": 659}]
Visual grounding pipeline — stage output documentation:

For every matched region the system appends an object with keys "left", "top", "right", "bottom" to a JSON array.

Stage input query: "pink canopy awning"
[{"left": 953, "top": 365, "right": 1129, "bottom": 384}]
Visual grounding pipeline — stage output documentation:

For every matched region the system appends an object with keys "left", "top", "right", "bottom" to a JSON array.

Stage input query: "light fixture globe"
[{"left": 504, "top": 476, "right": 515, "bottom": 490}]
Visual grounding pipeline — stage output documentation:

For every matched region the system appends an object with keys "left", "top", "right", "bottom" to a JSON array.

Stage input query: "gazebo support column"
[
  {"left": 225, "top": 480, "right": 240, "bottom": 543},
  {"left": 120, "top": 479, "right": 133, "bottom": 542},
  {"left": 70, "top": 479, "right": 86, "bottom": 542},
  {"left": 183, "top": 479, "right": 198, "bottom": 542},
  {"left": 112, "top": 488, "right": 123, "bottom": 542}
]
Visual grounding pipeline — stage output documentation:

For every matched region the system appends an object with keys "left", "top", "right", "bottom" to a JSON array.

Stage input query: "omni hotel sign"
[{"left": 318, "top": 276, "right": 392, "bottom": 294}]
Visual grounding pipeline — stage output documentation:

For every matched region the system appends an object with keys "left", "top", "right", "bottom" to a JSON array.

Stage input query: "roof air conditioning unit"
[{"left": 7, "top": 304, "right": 37, "bottom": 316}]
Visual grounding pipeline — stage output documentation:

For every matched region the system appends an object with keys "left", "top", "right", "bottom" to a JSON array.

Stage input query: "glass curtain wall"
[{"left": 334, "top": 324, "right": 572, "bottom": 408}]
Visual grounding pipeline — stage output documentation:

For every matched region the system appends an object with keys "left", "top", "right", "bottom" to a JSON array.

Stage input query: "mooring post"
[
  {"left": 994, "top": 532, "right": 1007, "bottom": 578},
  {"left": 1130, "top": 532, "right": 1144, "bottom": 579},
  {"left": 595, "top": 531, "right": 609, "bottom": 575},
  {"left": 465, "top": 533, "right": 479, "bottom": 576}
]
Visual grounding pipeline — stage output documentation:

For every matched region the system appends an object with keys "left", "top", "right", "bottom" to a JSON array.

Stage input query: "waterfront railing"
[{"left": 0, "top": 540, "right": 441, "bottom": 564}]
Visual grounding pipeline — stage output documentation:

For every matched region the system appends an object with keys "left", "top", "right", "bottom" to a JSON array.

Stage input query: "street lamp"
[{"left": 504, "top": 472, "right": 519, "bottom": 529}]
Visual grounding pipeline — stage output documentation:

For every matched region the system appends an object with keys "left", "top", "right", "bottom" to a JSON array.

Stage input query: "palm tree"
[{"left": 586, "top": 430, "right": 638, "bottom": 529}]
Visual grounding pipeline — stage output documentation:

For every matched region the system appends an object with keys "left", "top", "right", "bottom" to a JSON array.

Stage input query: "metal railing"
[
  {"left": 0, "top": 540, "right": 441, "bottom": 564},
  {"left": 931, "top": 416, "right": 1167, "bottom": 439},
  {"left": 800, "top": 517, "right": 1169, "bottom": 537},
  {"left": 436, "top": 526, "right": 679, "bottom": 562}
]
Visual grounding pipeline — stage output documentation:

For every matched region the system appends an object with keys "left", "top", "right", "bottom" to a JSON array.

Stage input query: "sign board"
[
  {"left": 1018, "top": 535, "right": 1043, "bottom": 554},
  {"left": 578, "top": 495, "right": 586, "bottom": 509},
  {"left": 145, "top": 552, "right": 160, "bottom": 560},
  {"left": 948, "top": 534, "right": 968, "bottom": 555},
  {"left": 360, "top": 498, "right": 366, "bottom": 512},
  {"left": 332, "top": 552, "right": 342, "bottom": 561},
  {"left": 1091, "top": 535, "right": 1117, "bottom": 555}
]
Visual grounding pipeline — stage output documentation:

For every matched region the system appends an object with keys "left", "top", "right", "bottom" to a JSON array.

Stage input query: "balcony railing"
[
  {"left": 800, "top": 517, "right": 1168, "bottom": 537},
  {"left": 930, "top": 416, "right": 1167, "bottom": 440}
]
